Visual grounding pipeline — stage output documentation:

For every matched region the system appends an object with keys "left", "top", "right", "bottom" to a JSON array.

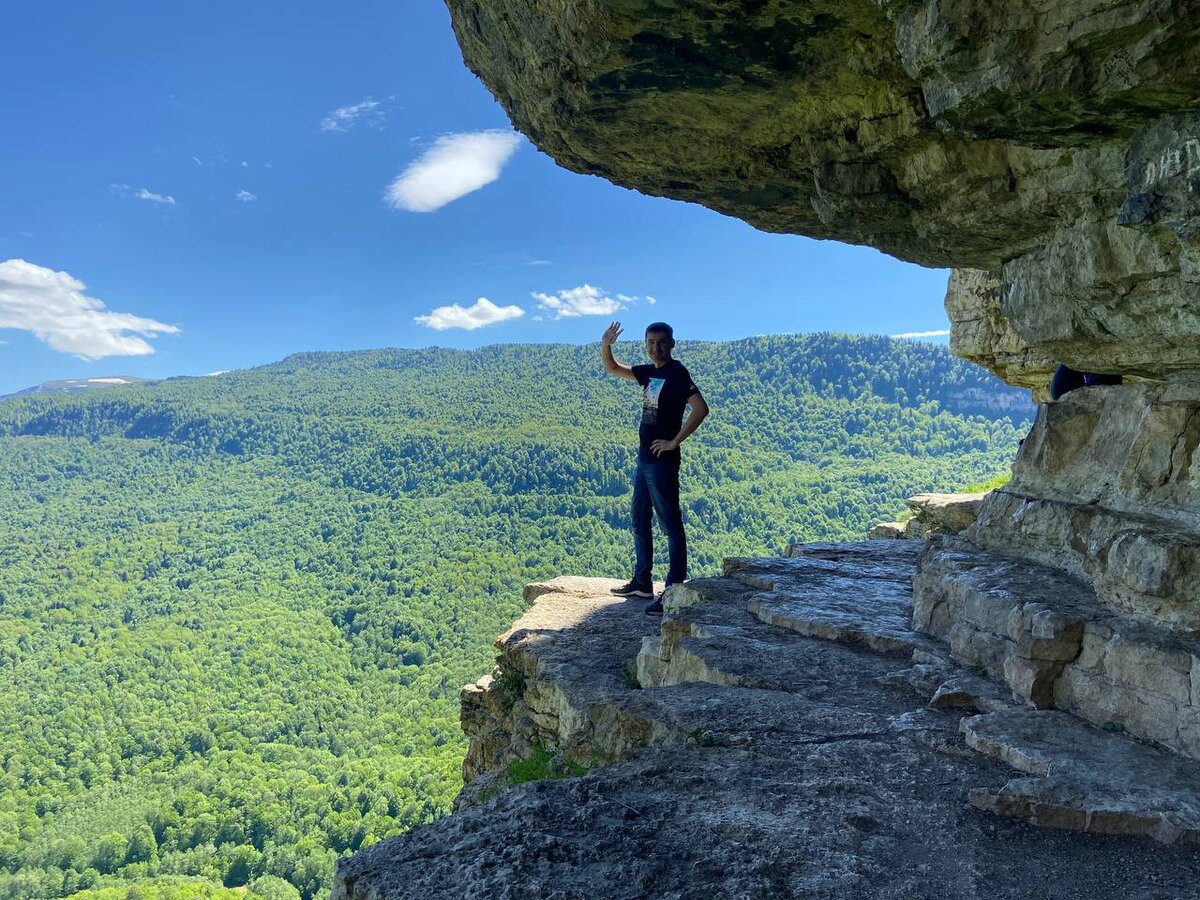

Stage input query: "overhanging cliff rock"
[{"left": 445, "top": 0, "right": 1200, "bottom": 385}]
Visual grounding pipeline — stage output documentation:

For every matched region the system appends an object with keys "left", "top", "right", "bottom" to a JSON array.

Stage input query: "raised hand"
[{"left": 602, "top": 321, "right": 623, "bottom": 346}]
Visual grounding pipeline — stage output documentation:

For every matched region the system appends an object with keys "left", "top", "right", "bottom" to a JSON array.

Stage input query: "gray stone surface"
[
  {"left": 914, "top": 538, "right": 1200, "bottom": 759},
  {"left": 727, "top": 541, "right": 935, "bottom": 655},
  {"left": 963, "top": 708, "right": 1200, "bottom": 845},
  {"left": 945, "top": 268, "right": 1057, "bottom": 396},
  {"left": 337, "top": 548, "right": 1200, "bottom": 898},
  {"left": 967, "top": 381, "right": 1200, "bottom": 630}
]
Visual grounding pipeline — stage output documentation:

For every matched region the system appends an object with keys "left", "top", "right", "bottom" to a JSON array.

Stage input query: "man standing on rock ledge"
[{"left": 602, "top": 321, "right": 709, "bottom": 615}]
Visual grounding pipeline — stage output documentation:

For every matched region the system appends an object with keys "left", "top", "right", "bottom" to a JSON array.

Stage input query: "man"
[{"left": 601, "top": 320, "right": 709, "bottom": 615}]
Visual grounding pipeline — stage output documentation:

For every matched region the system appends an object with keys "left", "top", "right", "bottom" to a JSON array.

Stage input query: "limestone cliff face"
[{"left": 445, "top": 0, "right": 1200, "bottom": 381}]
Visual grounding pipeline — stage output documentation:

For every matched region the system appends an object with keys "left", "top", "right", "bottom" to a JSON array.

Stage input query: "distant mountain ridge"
[{"left": 2, "top": 374, "right": 149, "bottom": 399}]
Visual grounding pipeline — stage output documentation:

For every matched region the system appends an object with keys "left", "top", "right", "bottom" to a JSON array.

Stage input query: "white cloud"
[
  {"left": 111, "top": 183, "right": 176, "bottom": 205},
  {"left": 191, "top": 156, "right": 204, "bottom": 167},
  {"left": 524, "top": 258, "right": 552, "bottom": 267},
  {"left": 0, "top": 259, "right": 179, "bottom": 359},
  {"left": 646, "top": 295, "right": 657, "bottom": 305},
  {"left": 414, "top": 296, "right": 524, "bottom": 331},
  {"left": 136, "top": 188, "right": 175, "bottom": 205},
  {"left": 533, "top": 284, "right": 650, "bottom": 319},
  {"left": 236, "top": 190, "right": 258, "bottom": 202},
  {"left": 891, "top": 329, "right": 951, "bottom": 339},
  {"left": 385, "top": 130, "right": 521, "bottom": 212},
  {"left": 320, "top": 98, "right": 388, "bottom": 133}
]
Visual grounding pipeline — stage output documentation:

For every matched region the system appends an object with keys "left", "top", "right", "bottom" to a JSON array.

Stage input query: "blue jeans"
[{"left": 632, "top": 457, "right": 687, "bottom": 588}]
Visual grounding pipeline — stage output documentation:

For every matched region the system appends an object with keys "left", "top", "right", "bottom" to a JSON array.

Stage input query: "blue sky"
[{"left": 0, "top": 0, "right": 951, "bottom": 396}]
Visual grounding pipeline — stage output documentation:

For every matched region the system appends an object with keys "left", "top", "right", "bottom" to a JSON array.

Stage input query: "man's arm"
[
  {"left": 650, "top": 392, "right": 709, "bottom": 456},
  {"left": 601, "top": 321, "right": 637, "bottom": 380}
]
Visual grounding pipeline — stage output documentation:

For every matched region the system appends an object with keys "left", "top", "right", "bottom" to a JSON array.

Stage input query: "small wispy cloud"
[
  {"left": 236, "top": 190, "right": 258, "bottom": 202},
  {"left": 320, "top": 98, "right": 389, "bottom": 133},
  {"left": 533, "top": 284, "right": 651, "bottom": 319},
  {"left": 0, "top": 258, "right": 179, "bottom": 359},
  {"left": 524, "top": 258, "right": 552, "bottom": 267},
  {"left": 386, "top": 130, "right": 521, "bottom": 213},
  {"left": 136, "top": 189, "right": 175, "bottom": 205},
  {"left": 891, "top": 329, "right": 951, "bottom": 339},
  {"left": 414, "top": 297, "right": 524, "bottom": 331},
  {"left": 111, "top": 183, "right": 176, "bottom": 205}
]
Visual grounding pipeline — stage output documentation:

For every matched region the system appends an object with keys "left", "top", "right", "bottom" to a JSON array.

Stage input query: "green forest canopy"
[{"left": 0, "top": 334, "right": 1032, "bottom": 899}]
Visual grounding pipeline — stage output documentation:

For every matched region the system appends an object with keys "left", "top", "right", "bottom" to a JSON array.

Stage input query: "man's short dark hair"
[{"left": 645, "top": 322, "right": 674, "bottom": 342}]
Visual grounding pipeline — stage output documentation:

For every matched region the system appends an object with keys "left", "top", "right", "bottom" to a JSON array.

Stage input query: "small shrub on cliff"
[{"left": 507, "top": 746, "right": 587, "bottom": 787}]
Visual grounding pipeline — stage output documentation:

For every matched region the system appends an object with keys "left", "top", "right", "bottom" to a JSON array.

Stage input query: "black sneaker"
[
  {"left": 644, "top": 592, "right": 666, "bottom": 616},
  {"left": 611, "top": 579, "right": 652, "bottom": 598}
]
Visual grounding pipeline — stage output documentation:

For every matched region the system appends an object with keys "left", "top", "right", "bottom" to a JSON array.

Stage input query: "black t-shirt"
[{"left": 632, "top": 360, "right": 701, "bottom": 463}]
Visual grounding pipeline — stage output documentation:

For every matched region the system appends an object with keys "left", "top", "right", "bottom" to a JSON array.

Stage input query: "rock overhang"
[{"left": 446, "top": 0, "right": 1200, "bottom": 382}]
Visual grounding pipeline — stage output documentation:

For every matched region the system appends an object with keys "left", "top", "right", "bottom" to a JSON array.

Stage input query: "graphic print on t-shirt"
[{"left": 642, "top": 377, "right": 665, "bottom": 425}]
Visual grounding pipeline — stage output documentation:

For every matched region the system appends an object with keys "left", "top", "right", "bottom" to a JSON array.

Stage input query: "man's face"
[{"left": 645, "top": 331, "right": 673, "bottom": 364}]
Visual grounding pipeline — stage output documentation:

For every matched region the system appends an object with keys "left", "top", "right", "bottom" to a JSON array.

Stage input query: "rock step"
[
  {"left": 643, "top": 574, "right": 925, "bottom": 704},
  {"left": 724, "top": 541, "right": 939, "bottom": 656},
  {"left": 342, "top": 549, "right": 1200, "bottom": 899},
  {"left": 915, "top": 538, "right": 1200, "bottom": 759},
  {"left": 963, "top": 708, "right": 1200, "bottom": 845}
]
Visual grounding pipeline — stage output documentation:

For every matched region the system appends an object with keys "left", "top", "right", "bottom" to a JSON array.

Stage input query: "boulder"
[{"left": 905, "top": 491, "right": 990, "bottom": 533}]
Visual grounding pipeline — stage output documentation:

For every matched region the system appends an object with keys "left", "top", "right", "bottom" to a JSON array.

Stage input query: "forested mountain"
[{"left": 0, "top": 335, "right": 1033, "bottom": 900}]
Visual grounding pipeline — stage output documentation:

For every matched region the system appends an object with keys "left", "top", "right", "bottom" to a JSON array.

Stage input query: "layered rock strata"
[
  {"left": 333, "top": 545, "right": 1200, "bottom": 899},
  {"left": 915, "top": 537, "right": 1200, "bottom": 758},
  {"left": 906, "top": 377, "right": 1200, "bottom": 760},
  {"left": 966, "top": 381, "right": 1200, "bottom": 630}
]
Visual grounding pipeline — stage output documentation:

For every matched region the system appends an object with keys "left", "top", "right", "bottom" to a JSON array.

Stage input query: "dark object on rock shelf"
[{"left": 1050, "top": 364, "right": 1123, "bottom": 401}]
